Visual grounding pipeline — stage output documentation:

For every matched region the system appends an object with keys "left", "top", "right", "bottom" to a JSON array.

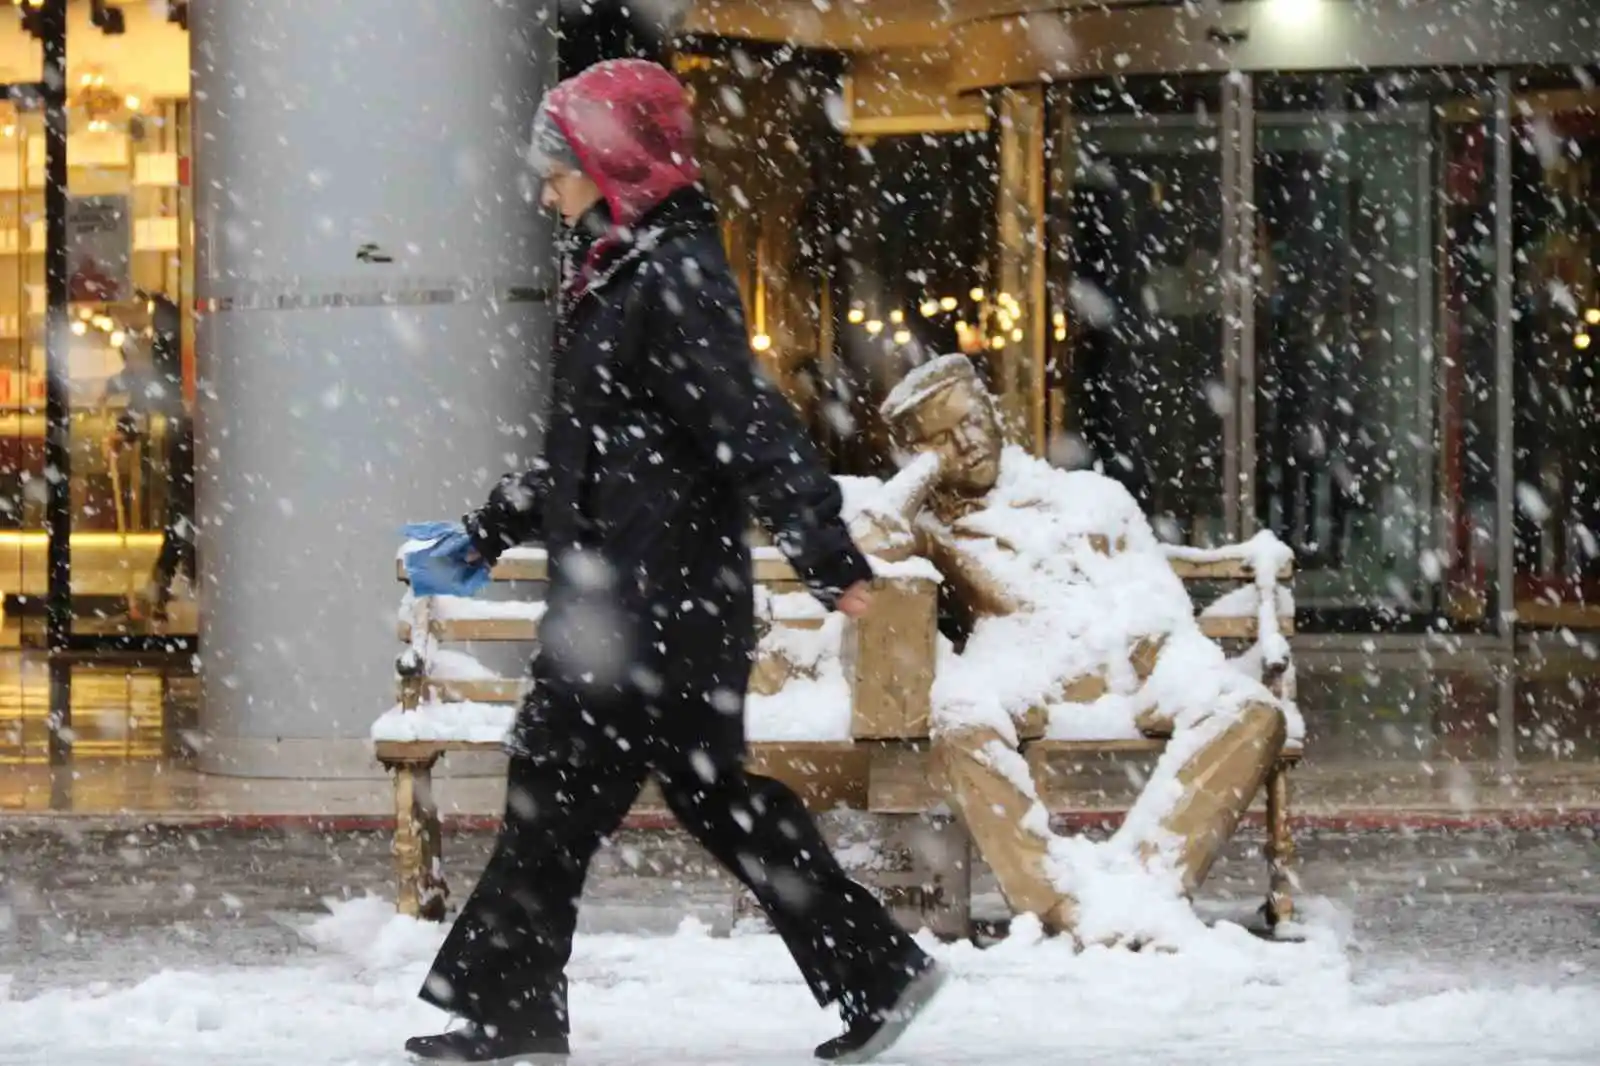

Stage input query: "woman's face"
[{"left": 540, "top": 162, "right": 603, "bottom": 225}]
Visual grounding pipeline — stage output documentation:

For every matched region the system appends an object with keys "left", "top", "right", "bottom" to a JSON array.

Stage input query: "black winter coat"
[{"left": 465, "top": 190, "right": 871, "bottom": 769}]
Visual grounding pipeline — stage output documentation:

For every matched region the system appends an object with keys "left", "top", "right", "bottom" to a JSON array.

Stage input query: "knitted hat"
[{"left": 528, "top": 98, "right": 582, "bottom": 177}]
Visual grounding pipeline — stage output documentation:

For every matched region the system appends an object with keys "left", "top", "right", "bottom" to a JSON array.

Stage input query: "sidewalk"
[{"left": 3, "top": 754, "right": 1597, "bottom": 831}]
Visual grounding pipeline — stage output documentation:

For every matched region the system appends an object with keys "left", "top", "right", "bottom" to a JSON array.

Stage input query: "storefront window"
[
  {"left": 1509, "top": 71, "right": 1600, "bottom": 629},
  {"left": 1056, "top": 77, "right": 1228, "bottom": 545},
  {"left": 834, "top": 129, "right": 997, "bottom": 470},
  {"left": 1253, "top": 74, "right": 1500, "bottom": 625},
  {"left": 0, "top": 6, "right": 193, "bottom": 764}
]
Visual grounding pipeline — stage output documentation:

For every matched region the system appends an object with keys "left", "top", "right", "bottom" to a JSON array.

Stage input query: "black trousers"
[{"left": 419, "top": 747, "right": 928, "bottom": 1036}]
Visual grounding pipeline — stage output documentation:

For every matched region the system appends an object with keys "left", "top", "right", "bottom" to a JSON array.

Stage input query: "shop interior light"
[
  {"left": 893, "top": 329, "right": 911, "bottom": 345},
  {"left": 77, "top": 307, "right": 94, "bottom": 321},
  {"left": 69, "top": 320, "right": 87, "bottom": 336},
  {"left": 1586, "top": 308, "right": 1600, "bottom": 326},
  {"left": 865, "top": 319, "right": 883, "bottom": 335},
  {"left": 1267, "top": 0, "right": 1324, "bottom": 25},
  {"left": 1577, "top": 333, "right": 1593, "bottom": 351},
  {"left": 750, "top": 333, "right": 772, "bottom": 353},
  {"left": 889, "top": 309, "right": 905, "bottom": 325},
  {"left": 970, "top": 287, "right": 985, "bottom": 303},
  {"left": 1010, "top": 328, "right": 1024, "bottom": 342},
  {"left": 124, "top": 95, "right": 141, "bottom": 111},
  {"left": 847, "top": 306, "right": 865, "bottom": 324},
  {"left": 990, "top": 335, "right": 1006, "bottom": 350},
  {"left": 939, "top": 296, "right": 958, "bottom": 312},
  {"left": 920, "top": 300, "right": 940, "bottom": 318},
  {"left": 109, "top": 330, "right": 126, "bottom": 348}
]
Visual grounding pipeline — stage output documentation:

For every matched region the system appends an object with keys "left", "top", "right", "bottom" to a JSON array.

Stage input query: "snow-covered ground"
[
  {"left": 2, "top": 827, "right": 1597, "bottom": 1065},
  {"left": 4, "top": 896, "right": 1596, "bottom": 1066}
]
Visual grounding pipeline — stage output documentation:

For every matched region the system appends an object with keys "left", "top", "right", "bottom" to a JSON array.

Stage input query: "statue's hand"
[{"left": 849, "top": 506, "right": 919, "bottom": 563}]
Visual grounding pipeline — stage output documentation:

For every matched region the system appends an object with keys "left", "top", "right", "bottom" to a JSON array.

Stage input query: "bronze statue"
[{"left": 772, "top": 354, "right": 1289, "bottom": 944}]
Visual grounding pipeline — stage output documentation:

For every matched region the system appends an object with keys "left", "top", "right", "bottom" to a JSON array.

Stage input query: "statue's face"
[{"left": 901, "top": 377, "right": 1002, "bottom": 496}]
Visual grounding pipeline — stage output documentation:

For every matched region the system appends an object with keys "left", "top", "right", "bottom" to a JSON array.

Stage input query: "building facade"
[{"left": 0, "top": 0, "right": 1595, "bottom": 774}]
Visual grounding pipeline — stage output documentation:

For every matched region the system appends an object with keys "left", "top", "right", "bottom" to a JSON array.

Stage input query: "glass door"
[
  {"left": 1054, "top": 77, "right": 1230, "bottom": 546},
  {"left": 1252, "top": 74, "right": 1501, "bottom": 627},
  {"left": 54, "top": 13, "right": 194, "bottom": 650},
  {"left": 1509, "top": 74, "right": 1600, "bottom": 629}
]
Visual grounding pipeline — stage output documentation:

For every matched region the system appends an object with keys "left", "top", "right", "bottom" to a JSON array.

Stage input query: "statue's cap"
[{"left": 880, "top": 354, "right": 981, "bottom": 422}]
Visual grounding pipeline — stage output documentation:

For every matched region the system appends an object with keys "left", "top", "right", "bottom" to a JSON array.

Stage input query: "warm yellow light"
[
  {"left": 92, "top": 315, "right": 113, "bottom": 331},
  {"left": 1011, "top": 328, "right": 1024, "bottom": 342},
  {"left": 955, "top": 319, "right": 969, "bottom": 332},
  {"left": 1586, "top": 308, "right": 1600, "bottom": 326},
  {"left": 1054, "top": 328, "right": 1067, "bottom": 342},
  {"left": 80, "top": 73, "right": 93, "bottom": 87},
  {"left": 990, "top": 335, "right": 1006, "bottom": 350},
  {"left": 1053, "top": 310, "right": 1067, "bottom": 327},
  {"left": 77, "top": 307, "right": 94, "bottom": 321},
  {"left": 124, "top": 95, "right": 141, "bottom": 111},
  {"left": 889, "top": 309, "right": 905, "bottom": 325},
  {"left": 847, "top": 306, "right": 865, "bottom": 324},
  {"left": 750, "top": 333, "right": 772, "bottom": 352},
  {"left": 865, "top": 319, "right": 884, "bottom": 335},
  {"left": 0, "top": 125, "right": 13, "bottom": 139},
  {"left": 997, "top": 311, "right": 1015, "bottom": 331},
  {"left": 970, "top": 287, "right": 985, "bottom": 302},
  {"left": 893, "top": 329, "right": 912, "bottom": 344},
  {"left": 1577, "top": 333, "right": 1593, "bottom": 351},
  {"left": 939, "top": 296, "right": 958, "bottom": 312},
  {"left": 69, "top": 320, "right": 87, "bottom": 336},
  {"left": 109, "top": 330, "right": 126, "bottom": 348},
  {"left": 920, "top": 300, "right": 940, "bottom": 318}
]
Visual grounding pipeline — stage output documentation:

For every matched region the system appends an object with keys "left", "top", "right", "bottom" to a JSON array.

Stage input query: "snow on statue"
[{"left": 756, "top": 353, "right": 1300, "bottom": 948}]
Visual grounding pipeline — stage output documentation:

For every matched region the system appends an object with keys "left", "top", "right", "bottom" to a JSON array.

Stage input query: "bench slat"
[
  {"left": 1166, "top": 556, "right": 1293, "bottom": 582},
  {"left": 375, "top": 736, "right": 1301, "bottom": 820},
  {"left": 424, "top": 678, "right": 524, "bottom": 704},
  {"left": 401, "top": 548, "right": 1293, "bottom": 587},
  {"left": 1197, "top": 614, "right": 1296, "bottom": 640},
  {"left": 398, "top": 612, "right": 1288, "bottom": 644},
  {"left": 397, "top": 617, "right": 540, "bottom": 643}
]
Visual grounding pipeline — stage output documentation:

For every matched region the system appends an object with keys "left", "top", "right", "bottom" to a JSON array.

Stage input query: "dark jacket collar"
[{"left": 568, "top": 187, "right": 719, "bottom": 302}]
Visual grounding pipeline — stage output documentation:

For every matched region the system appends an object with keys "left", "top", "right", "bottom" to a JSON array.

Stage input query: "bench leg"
[
  {"left": 731, "top": 813, "right": 973, "bottom": 942},
  {"left": 1263, "top": 762, "right": 1295, "bottom": 928},
  {"left": 877, "top": 811, "right": 973, "bottom": 942},
  {"left": 391, "top": 757, "right": 448, "bottom": 921}
]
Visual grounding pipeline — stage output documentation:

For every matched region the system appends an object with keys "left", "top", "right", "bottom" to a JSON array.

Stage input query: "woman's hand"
[{"left": 836, "top": 581, "right": 874, "bottom": 618}]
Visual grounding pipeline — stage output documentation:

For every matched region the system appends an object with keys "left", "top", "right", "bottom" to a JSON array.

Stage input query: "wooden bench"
[{"left": 374, "top": 538, "right": 1302, "bottom": 938}]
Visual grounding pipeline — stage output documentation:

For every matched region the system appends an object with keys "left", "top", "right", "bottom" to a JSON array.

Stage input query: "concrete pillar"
[{"left": 190, "top": 0, "right": 555, "bottom": 777}]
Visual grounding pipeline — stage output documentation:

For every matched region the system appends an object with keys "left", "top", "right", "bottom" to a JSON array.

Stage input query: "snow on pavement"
[{"left": 3, "top": 895, "right": 1597, "bottom": 1066}]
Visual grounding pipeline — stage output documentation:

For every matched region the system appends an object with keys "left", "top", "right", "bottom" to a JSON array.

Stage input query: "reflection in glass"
[
  {"left": 1509, "top": 76, "right": 1600, "bottom": 628},
  {"left": 1253, "top": 75, "right": 1499, "bottom": 625},
  {"left": 835, "top": 130, "right": 997, "bottom": 473},
  {"left": 1061, "top": 78, "right": 1227, "bottom": 545}
]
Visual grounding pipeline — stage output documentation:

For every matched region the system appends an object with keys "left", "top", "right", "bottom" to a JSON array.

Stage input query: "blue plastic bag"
[{"left": 401, "top": 521, "right": 492, "bottom": 598}]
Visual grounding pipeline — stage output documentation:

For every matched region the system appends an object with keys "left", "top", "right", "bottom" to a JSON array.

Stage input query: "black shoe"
[
  {"left": 814, "top": 959, "right": 948, "bottom": 1063},
  {"left": 405, "top": 1021, "right": 569, "bottom": 1064}
]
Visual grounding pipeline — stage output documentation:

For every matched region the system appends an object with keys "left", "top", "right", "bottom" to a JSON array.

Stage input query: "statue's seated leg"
[
  {"left": 931, "top": 724, "right": 1080, "bottom": 937},
  {"left": 1118, "top": 700, "right": 1287, "bottom": 896}
]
